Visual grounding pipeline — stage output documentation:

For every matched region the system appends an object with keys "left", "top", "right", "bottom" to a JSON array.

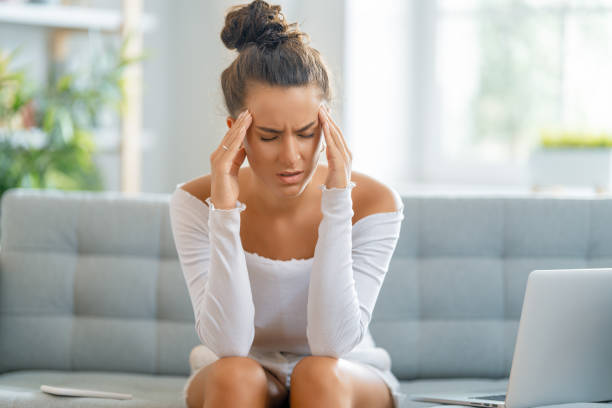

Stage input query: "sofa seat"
[
  {"left": 0, "top": 371, "right": 507, "bottom": 408},
  {"left": 0, "top": 373, "right": 517, "bottom": 408},
  {"left": 0, "top": 370, "right": 188, "bottom": 407},
  {"left": 2, "top": 372, "right": 609, "bottom": 408}
]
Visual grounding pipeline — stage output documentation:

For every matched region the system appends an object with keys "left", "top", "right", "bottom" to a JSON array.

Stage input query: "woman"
[{"left": 169, "top": 1, "right": 406, "bottom": 407}]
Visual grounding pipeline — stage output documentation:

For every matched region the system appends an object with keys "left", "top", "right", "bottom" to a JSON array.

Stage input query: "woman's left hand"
[{"left": 318, "top": 104, "right": 352, "bottom": 189}]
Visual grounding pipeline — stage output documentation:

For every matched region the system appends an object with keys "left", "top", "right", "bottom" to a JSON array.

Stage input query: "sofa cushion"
[
  {"left": 3, "top": 373, "right": 607, "bottom": 408},
  {"left": 372, "top": 195, "right": 612, "bottom": 379},
  {"left": 0, "top": 189, "right": 197, "bottom": 376}
]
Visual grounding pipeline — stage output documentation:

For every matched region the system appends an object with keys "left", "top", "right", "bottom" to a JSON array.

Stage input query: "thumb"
[
  {"left": 230, "top": 147, "right": 247, "bottom": 174},
  {"left": 235, "top": 146, "right": 247, "bottom": 164}
]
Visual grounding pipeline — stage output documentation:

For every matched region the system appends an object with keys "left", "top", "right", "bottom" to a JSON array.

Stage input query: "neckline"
[
  {"left": 175, "top": 186, "right": 403, "bottom": 229},
  {"left": 174, "top": 186, "right": 404, "bottom": 264},
  {"left": 243, "top": 250, "right": 314, "bottom": 264}
]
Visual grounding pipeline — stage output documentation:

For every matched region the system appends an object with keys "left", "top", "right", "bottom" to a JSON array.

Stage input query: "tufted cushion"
[
  {"left": 0, "top": 188, "right": 197, "bottom": 376},
  {"left": 371, "top": 194, "right": 612, "bottom": 379}
]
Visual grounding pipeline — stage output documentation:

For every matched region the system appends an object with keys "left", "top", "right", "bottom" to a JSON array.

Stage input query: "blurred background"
[{"left": 1, "top": 0, "right": 612, "bottom": 199}]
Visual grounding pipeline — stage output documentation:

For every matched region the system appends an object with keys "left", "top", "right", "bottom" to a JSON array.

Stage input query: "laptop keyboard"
[{"left": 471, "top": 394, "right": 506, "bottom": 401}]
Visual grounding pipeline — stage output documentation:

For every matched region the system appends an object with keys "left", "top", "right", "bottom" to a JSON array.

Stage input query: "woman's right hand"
[{"left": 210, "top": 109, "right": 252, "bottom": 209}]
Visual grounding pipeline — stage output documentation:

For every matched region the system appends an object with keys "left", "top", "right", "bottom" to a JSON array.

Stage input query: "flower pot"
[{"left": 528, "top": 148, "right": 612, "bottom": 191}]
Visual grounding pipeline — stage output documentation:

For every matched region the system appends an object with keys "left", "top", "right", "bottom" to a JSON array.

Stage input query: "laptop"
[{"left": 410, "top": 268, "right": 612, "bottom": 408}]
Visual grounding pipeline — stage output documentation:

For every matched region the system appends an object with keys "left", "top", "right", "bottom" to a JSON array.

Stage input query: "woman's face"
[{"left": 227, "top": 82, "right": 325, "bottom": 199}]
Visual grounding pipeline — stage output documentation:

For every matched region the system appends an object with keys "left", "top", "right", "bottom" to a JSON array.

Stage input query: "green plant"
[
  {"left": 539, "top": 129, "right": 612, "bottom": 148},
  {"left": 0, "top": 38, "right": 144, "bottom": 200},
  {"left": 0, "top": 48, "right": 32, "bottom": 195}
]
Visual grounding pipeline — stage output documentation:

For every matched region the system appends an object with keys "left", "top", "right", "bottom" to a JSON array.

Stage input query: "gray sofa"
[{"left": 1, "top": 187, "right": 611, "bottom": 408}]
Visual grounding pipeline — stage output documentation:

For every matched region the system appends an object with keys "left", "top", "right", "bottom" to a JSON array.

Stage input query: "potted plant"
[
  {"left": 0, "top": 38, "right": 144, "bottom": 197},
  {"left": 528, "top": 129, "right": 612, "bottom": 192},
  {"left": 0, "top": 39, "right": 144, "bottom": 238}
]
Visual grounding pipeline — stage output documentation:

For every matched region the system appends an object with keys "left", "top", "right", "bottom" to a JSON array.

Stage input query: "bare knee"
[
  {"left": 202, "top": 356, "right": 269, "bottom": 408},
  {"left": 290, "top": 356, "right": 351, "bottom": 395},
  {"left": 205, "top": 356, "right": 268, "bottom": 393},
  {"left": 184, "top": 356, "right": 271, "bottom": 408}
]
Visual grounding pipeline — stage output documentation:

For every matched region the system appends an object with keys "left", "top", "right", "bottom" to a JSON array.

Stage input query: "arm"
[
  {"left": 307, "top": 182, "right": 404, "bottom": 357},
  {"left": 169, "top": 188, "right": 255, "bottom": 357}
]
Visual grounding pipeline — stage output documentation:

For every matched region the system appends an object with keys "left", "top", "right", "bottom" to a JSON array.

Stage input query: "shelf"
[{"left": 0, "top": 3, "right": 156, "bottom": 32}]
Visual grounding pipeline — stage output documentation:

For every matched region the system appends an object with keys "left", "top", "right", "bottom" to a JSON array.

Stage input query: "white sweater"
[{"left": 169, "top": 180, "right": 404, "bottom": 364}]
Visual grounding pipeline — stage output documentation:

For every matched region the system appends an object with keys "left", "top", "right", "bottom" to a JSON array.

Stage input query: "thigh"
[
  {"left": 183, "top": 357, "right": 289, "bottom": 408},
  {"left": 263, "top": 367, "right": 290, "bottom": 408}
]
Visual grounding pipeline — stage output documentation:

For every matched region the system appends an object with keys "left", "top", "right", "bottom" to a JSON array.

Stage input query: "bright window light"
[{"left": 435, "top": 0, "right": 612, "bottom": 164}]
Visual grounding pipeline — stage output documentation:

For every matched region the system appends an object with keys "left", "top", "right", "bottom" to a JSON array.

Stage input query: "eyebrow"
[{"left": 255, "top": 121, "right": 317, "bottom": 134}]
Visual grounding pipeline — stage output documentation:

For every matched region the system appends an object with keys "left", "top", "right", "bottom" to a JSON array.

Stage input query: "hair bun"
[{"left": 221, "top": 0, "right": 303, "bottom": 51}]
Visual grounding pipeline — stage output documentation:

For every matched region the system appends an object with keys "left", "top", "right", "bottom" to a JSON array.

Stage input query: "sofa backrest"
[
  {"left": 0, "top": 188, "right": 193, "bottom": 376},
  {"left": 1, "top": 188, "right": 611, "bottom": 379},
  {"left": 370, "top": 193, "right": 612, "bottom": 380}
]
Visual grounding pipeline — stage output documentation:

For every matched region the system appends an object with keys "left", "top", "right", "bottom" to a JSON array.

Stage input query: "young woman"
[{"left": 169, "top": 1, "right": 406, "bottom": 407}]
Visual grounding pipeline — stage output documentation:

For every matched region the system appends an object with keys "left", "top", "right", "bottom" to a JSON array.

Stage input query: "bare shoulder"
[
  {"left": 351, "top": 171, "right": 401, "bottom": 224},
  {"left": 178, "top": 174, "right": 212, "bottom": 207}
]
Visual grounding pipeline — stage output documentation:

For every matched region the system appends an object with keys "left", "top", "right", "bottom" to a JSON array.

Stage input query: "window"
[
  {"left": 428, "top": 0, "right": 612, "bottom": 184},
  {"left": 344, "top": 0, "right": 411, "bottom": 187},
  {"left": 345, "top": 0, "right": 612, "bottom": 186}
]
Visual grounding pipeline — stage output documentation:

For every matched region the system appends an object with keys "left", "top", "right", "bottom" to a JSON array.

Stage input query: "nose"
[{"left": 278, "top": 134, "right": 300, "bottom": 165}]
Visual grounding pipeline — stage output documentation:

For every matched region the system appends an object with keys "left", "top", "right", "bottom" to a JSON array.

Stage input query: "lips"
[
  {"left": 277, "top": 171, "right": 304, "bottom": 184},
  {"left": 278, "top": 170, "right": 303, "bottom": 176}
]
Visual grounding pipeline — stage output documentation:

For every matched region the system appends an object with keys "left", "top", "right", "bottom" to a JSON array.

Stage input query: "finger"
[
  {"left": 319, "top": 107, "right": 338, "bottom": 155},
  {"left": 324, "top": 109, "right": 345, "bottom": 151},
  {"left": 228, "top": 112, "right": 251, "bottom": 150},
  {"left": 223, "top": 111, "right": 251, "bottom": 153},
  {"left": 219, "top": 110, "right": 248, "bottom": 148},
  {"left": 322, "top": 108, "right": 349, "bottom": 159},
  {"left": 228, "top": 110, "right": 250, "bottom": 138},
  {"left": 230, "top": 142, "right": 247, "bottom": 175}
]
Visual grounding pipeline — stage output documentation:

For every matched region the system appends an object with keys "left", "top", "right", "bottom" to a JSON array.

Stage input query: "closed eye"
[{"left": 261, "top": 133, "right": 315, "bottom": 142}]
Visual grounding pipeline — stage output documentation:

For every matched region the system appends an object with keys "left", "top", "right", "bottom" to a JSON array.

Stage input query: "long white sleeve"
[
  {"left": 307, "top": 181, "right": 404, "bottom": 357},
  {"left": 169, "top": 187, "right": 255, "bottom": 357}
]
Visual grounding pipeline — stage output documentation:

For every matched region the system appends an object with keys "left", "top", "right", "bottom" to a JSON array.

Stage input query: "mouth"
[
  {"left": 277, "top": 170, "right": 303, "bottom": 176},
  {"left": 277, "top": 170, "right": 304, "bottom": 184}
]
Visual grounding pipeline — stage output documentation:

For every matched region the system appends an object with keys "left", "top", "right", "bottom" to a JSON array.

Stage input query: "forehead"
[{"left": 244, "top": 82, "right": 323, "bottom": 125}]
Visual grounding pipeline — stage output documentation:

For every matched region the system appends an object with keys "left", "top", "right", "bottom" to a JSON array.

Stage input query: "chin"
[{"left": 277, "top": 182, "right": 308, "bottom": 196}]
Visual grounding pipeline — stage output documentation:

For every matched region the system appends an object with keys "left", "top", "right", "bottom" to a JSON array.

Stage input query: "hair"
[{"left": 220, "top": 0, "right": 332, "bottom": 118}]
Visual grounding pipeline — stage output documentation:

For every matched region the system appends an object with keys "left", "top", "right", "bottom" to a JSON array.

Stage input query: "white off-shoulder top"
[{"left": 169, "top": 179, "right": 404, "bottom": 373}]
